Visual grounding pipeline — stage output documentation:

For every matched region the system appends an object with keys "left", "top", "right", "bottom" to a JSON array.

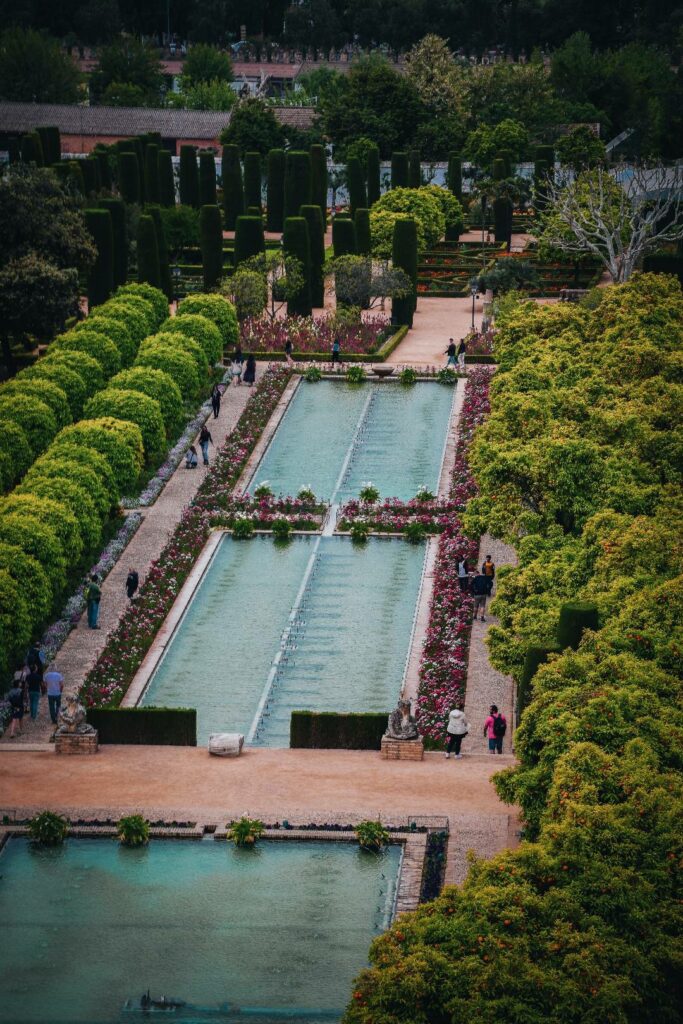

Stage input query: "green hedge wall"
[
  {"left": 266, "top": 148, "right": 285, "bottom": 232},
  {"left": 300, "top": 204, "right": 325, "bottom": 308},
  {"left": 284, "top": 150, "right": 311, "bottom": 221},
  {"left": 144, "top": 142, "right": 160, "bottom": 204},
  {"left": 99, "top": 198, "right": 128, "bottom": 287},
  {"left": 118, "top": 151, "right": 140, "bottom": 204},
  {"left": 447, "top": 153, "right": 462, "bottom": 199},
  {"left": 84, "top": 208, "right": 114, "bottom": 308},
  {"left": 88, "top": 707, "right": 197, "bottom": 745},
  {"left": 222, "top": 144, "right": 244, "bottom": 230},
  {"left": 199, "top": 204, "right": 223, "bottom": 289},
  {"left": 309, "top": 143, "right": 327, "bottom": 218},
  {"left": 347, "top": 156, "right": 367, "bottom": 216},
  {"left": 199, "top": 151, "right": 217, "bottom": 207},
  {"left": 243, "top": 151, "right": 262, "bottom": 211},
  {"left": 158, "top": 148, "right": 175, "bottom": 207},
  {"left": 392, "top": 217, "right": 417, "bottom": 327},
  {"left": 136, "top": 214, "right": 161, "bottom": 290},
  {"left": 283, "top": 216, "right": 312, "bottom": 316},
  {"left": 235, "top": 214, "right": 265, "bottom": 266},
  {"left": 290, "top": 710, "right": 388, "bottom": 750},
  {"left": 408, "top": 149, "right": 421, "bottom": 188},
  {"left": 179, "top": 145, "right": 199, "bottom": 208}
]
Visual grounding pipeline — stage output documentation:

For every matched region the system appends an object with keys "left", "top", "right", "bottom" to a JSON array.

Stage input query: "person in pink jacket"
[{"left": 484, "top": 703, "right": 507, "bottom": 754}]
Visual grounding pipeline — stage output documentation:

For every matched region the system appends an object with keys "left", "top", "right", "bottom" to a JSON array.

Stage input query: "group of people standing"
[
  {"left": 6, "top": 646, "right": 64, "bottom": 737},
  {"left": 445, "top": 702, "right": 507, "bottom": 758},
  {"left": 457, "top": 555, "right": 495, "bottom": 621},
  {"left": 229, "top": 347, "right": 256, "bottom": 387}
]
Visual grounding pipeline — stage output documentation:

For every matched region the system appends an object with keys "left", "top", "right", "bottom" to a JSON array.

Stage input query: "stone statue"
[
  {"left": 385, "top": 699, "right": 419, "bottom": 741},
  {"left": 56, "top": 693, "right": 96, "bottom": 735}
]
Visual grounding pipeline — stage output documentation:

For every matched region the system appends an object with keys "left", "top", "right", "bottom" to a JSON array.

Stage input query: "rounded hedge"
[
  {"left": 17, "top": 476, "right": 102, "bottom": 552},
  {"left": 18, "top": 361, "right": 88, "bottom": 420},
  {"left": 108, "top": 367, "right": 183, "bottom": 435},
  {"left": 55, "top": 330, "right": 121, "bottom": 378},
  {"left": 115, "top": 283, "right": 168, "bottom": 329},
  {"left": 41, "top": 442, "right": 118, "bottom": 503},
  {"left": 0, "top": 568, "right": 32, "bottom": 675},
  {"left": 110, "top": 290, "right": 157, "bottom": 333},
  {"left": 370, "top": 187, "right": 445, "bottom": 257},
  {"left": 421, "top": 184, "right": 465, "bottom": 237},
  {"left": 134, "top": 343, "right": 199, "bottom": 400},
  {"left": 77, "top": 315, "right": 136, "bottom": 367},
  {"left": 0, "top": 541, "right": 52, "bottom": 626},
  {"left": 0, "top": 492, "right": 84, "bottom": 568},
  {"left": 0, "top": 393, "right": 57, "bottom": 459},
  {"left": 43, "top": 349, "right": 105, "bottom": 398},
  {"left": 84, "top": 389, "right": 166, "bottom": 460},
  {"left": 97, "top": 301, "right": 149, "bottom": 347},
  {"left": 176, "top": 294, "right": 238, "bottom": 349},
  {"left": 0, "top": 451, "right": 12, "bottom": 493},
  {"left": 0, "top": 512, "right": 66, "bottom": 595},
  {"left": 24, "top": 456, "right": 112, "bottom": 519},
  {"left": 0, "top": 419, "right": 32, "bottom": 489},
  {"left": 54, "top": 417, "right": 144, "bottom": 494},
  {"left": 159, "top": 314, "right": 223, "bottom": 365},
  {"left": 0, "top": 378, "right": 71, "bottom": 431},
  {"left": 141, "top": 331, "right": 209, "bottom": 383}
]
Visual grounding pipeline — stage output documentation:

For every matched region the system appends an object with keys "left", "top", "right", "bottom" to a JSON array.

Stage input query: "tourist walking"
[
  {"left": 481, "top": 554, "right": 495, "bottom": 595},
  {"left": 7, "top": 674, "right": 25, "bottom": 738},
  {"left": 185, "top": 445, "right": 198, "bottom": 469},
  {"left": 211, "top": 383, "right": 221, "bottom": 419},
  {"left": 125, "top": 569, "right": 139, "bottom": 600},
  {"left": 331, "top": 337, "right": 341, "bottom": 365},
  {"left": 243, "top": 353, "right": 256, "bottom": 386},
  {"left": 231, "top": 346, "right": 243, "bottom": 385},
  {"left": 86, "top": 575, "right": 101, "bottom": 629},
  {"left": 456, "top": 337, "right": 467, "bottom": 371},
  {"left": 484, "top": 704, "right": 507, "bottom": 754},
  {"left": 445, "top": 705, "right": 469, "bottom": 758},
  {"left": 44, "top": 667, "right": 64, "bottom": 725},
  {"left": 445, "top": 339, "right": 457, "bottom": 368},
  {"left": 26, "top": 667, "right": 44, "bottom": 721},
  {"left": 284, "top": 338, "right": 294, "bottom": 366},
  {"left": 471, "top": 570, "right": 489, "bottom": 621},
  {"left": 457, "top": 557, "right": 471, "bottom": 593},
  {"left": 199, "top": 424, "right": 213, "bottom": 466}
]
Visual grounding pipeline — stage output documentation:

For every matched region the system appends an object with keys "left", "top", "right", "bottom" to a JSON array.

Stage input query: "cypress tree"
[
  {"left": 144, "top": 143, "right": 160, "bottom": 204},
  {"left": 199, "top": 151, "right": 217, "bottom": 206},
  {"left": 366, "top": 143, "right": 381, "bottom": 206},
  {"left": 81, "top": 157, "right": 101, "bottom": 195},
  {"left": 493, "top": 197, "right": 513, "bottom": 245},
  {"left": 354, "top": 208, "right": 371, "bottom": 256},
  {"left": 67, "top": 161, "right": 85, "bottom": 196},
  {"left": 332, "top": 216, "right": 356, "bottom": 258},
  {"left": 221, "top": 144, "right": 244, "bottom": 229},
  {"left": 391, "top": 152, "right": 408, "bottom": 189},
  {"left": 283, "top": 217, "right": 311, "bottom": 316},
  {"left": 234, "top": 215, "right": 265, "bottom": 265},
  {"left": 284, "top": 150, "right": 311, "bottom": 220},
  {"left": 309, "top": 143, "right": 327, "bottom": 217},
  {"left": 99, "top": 197, "right": 128, "bottom": 286},
  {"left": 498, "top": 148, "right": 513, "bottom": 177},
  {"left": 492, "top": 157, "right": 506, "bottom": 181},
  {"left": 147, "top": 204, "right": 172, "bottom": 300},
  {"left": 199, "top": 205, "right": 224, "bottom": 290},
  {"left": 266, "top": 148, "right": 285, "bottom": 232},
  {"left": 408, "top": 149, "right": 421, "bottom": 188},
  {"left": 37, "top": 126, "right": 60, "bottom": 164},
  {"left": 300, "top": 204, "right": 325, "bottom": 308},
  {"left": 21, "top": 132, "right": 43, "bottom": 165},
  {"left": 93, "top": 146, "right": 112, "bottom": 189},
  {"left": 136, "top": 213, "right": 161, "bottom": 289},
  {"left": 179, "top": 145, "right": 199, "bottom": 208},
  {"left": 126, "top": 137, "right": 145, "bottom": 201},
  {"left": 84, "top": 208, "right": 114, "bottom": 308},
  {"left": 391, "top": 217, "right": 417, "bottom": 327},
  {"left": 243, "top": 151, "right": 262, "bottom": 211},
  {"left": 346, "top": 156, "right": 367, "bottom": 217},
  {"left": 158, "top": 149, "right": 175, "bottom": 206},
  {"left": 447, "top": 153, "right": 462, "bottom": 199},
  {"left": 118, "top": 151, "right": 140, "bottom": 204}
]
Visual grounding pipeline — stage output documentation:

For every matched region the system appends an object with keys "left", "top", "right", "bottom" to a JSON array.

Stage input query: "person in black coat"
[
  {"left": 126, "top": 569, "right": 139, "bottom": 600},
  {"left": 243, "top": 353, "right": 256, "bottom": 386}
]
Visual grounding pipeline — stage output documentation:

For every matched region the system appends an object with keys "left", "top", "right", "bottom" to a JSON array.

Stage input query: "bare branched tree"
[{"left": 539, "top": 164, "right": 683, "bottom": 283}]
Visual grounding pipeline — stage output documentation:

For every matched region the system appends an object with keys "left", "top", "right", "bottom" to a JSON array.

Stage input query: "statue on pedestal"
[
  {"left": 56, "top": 693, "right": 96, "bottom": 736},
  {"left": 385, "top": 699, "right": 419, "bottom": 741}
]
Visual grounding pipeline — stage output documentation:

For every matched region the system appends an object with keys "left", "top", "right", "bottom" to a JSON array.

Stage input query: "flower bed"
[
  {"left": 80, "top": 366, "right": 292, "bottom": 710},
  {"left": 338, "top": 497, "right": 458, "bottom": 534},
  {"left": 240, "top": 315, "right": 390, "bottom": 355},
  {"left": 195, "top": 494, "right": 324, "bottom": 531}
]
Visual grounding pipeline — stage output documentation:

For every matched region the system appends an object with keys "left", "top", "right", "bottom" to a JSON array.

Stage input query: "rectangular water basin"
[
  {"left": 140, "top": 535, "right": 425, "bottom": 747},
  {"left": 0, "top": 836, "right": 400, "bottom": 1022}
]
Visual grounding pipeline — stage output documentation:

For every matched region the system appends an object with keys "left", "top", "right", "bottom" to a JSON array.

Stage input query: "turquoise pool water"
[
  {"left": 0, "top": 837, "right": 400, "bottom": 1022},
  {"left": 142, "top": 536, "right": 425, "bottom": 746},
  {"left": 248, "top": 380, "right": 454, "bottom": 502}
]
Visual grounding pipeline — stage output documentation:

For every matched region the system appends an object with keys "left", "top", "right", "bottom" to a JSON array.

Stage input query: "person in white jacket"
[{"left": 445, "top": 706, "right": 469, "bottom": 758}]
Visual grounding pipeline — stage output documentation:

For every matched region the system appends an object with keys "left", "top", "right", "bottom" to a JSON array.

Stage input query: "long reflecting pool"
[
  {"left": 0, "top": 837, "right": 400, "bottom": 1023},
  {"left": 141, "top": 536, "right": 425, "bottom": 746},
  {"left": 248, "top": 380, "right": 455, "bottom": 502}
]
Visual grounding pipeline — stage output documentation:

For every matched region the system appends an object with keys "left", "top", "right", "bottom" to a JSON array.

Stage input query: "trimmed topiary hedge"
[
  {"left": 176, "top": 294, "right": 239, "bottom": 349},
  {"left": 135, "top": 342, "right": 200, "bottom": 399},
  {"left": 84, "top": 387, "right": 166, "bottom": 459},
  {"left": 235, "top": 214, "right": 265, "bottom": 266},
  {"left": 0, "top": 393, "right": 57, "bottom": 459},
  {"left": 266, "top": 147, "right": 285, "bottom": 232},
  {"left": 159, "top": 314, "right": 223, "bottom": 365},
  {"left": 43, "top": 348, "right": 105, "bottom": 399},
  {"left": 354, "top": 208, "right": 371, "bottom": 257},
  {"left": 143, "top": 331, "right": 208, "bottom": 382},
  {"left": 198, "top": 151, "right": 217, "bottom": 206},
  {"left": 79, "top": 315, "right": 136, "bottom": 368},
  {"left": 55, "top": 329, "right": 121, "bottom": 378},
  {"left": 199, "top": 204, "right": 224, "bottom": 289},
  {"left": 146, "top": 205, "right": 173, "bottom": 300},
  {"left": 284, "top": 150, "right": 311, "bottom": 221},
  {"left": 88, "top": 706, "right": 197, "bottom": 745},
  {"left": 517, "top": 643, "right": 561, "bottom": 719},
  {"left": 391, "top": 152, "right": 408, "bottom": 189},
  {"left": 99, "top": 301, "right": 149, "bottom": 346},
  {"left": 115, "top": 283, "right": 168, "bottom": 330},
  {"left": 283, "top": 216, "right": 312, "bottom": 316},
  {"left": 333, "top": 216, "right": 356, "bottom": 258},
  {"left": 108, "top": 366, "right": 184, "bottom": 435},
  {"left": 144, "top": 142, "right": 160, "bottom": 204},
  {"left": 32, "top": 443, "right": 118, "bottom": 506},
  {"left": 408, "top": 149, "right": 421, "bottom": 188},
  {"left": 290, "top": 710, "right": 388, "bottom": 749},
  {"left": 347, "top": 156, "right": 367, "bottom": 216},
  {"left": 84, "top": 208, "right": 114, "bottom": 308},
  {"left": 447, "top": 153, "right": 462, "bottom": 199},
  {"left": 179, "top": 145, "right": 199, "bottom": 208},
  {"left": 0, "top": 540, "right": 52, "bottom": 624},
  {"left": 99, "top": 197, "right": 128, "bottom": 287},
  {"left": 55, "top": 417, "right": 144, "bottom": 494},
  {"left": 0, "top": 421, "right": 31, "bottom": 490},
  {"left": 366, "top": 143, "right": 381, "bottom": 206},
  {"left": 222, "top": 144, "right": 244, "bottom": 230},
  {"left": 392, "top": 217, "right": 418, "bottom": 327},
  {"left": 243, "top": 151, "right": 262, "bottom": 211},
  {"left": 17, "top": 474, "right": 101, "bottom": 550},
  {"left": 0, "top": 512, "right": 66, "bottom": 595},
  {"left": 118, "top": 151, "right": 140, "bottom": 204},
  {"left": 18, "top": 360, "right": 88, "bottom": 419},
  {"left": 136, "top": 213, "right": 161, "bottom": 290},
  {"left": 158, "top": 148, "right": 175, "bottom": 207},
  {"left": 0, "top": 379, "right": 71, "bottom": 431},
  {"left": 0, "top": 493, "right": 82, "bottom": 575},
  {"left": 300, "top": 205, "right": 325, "bottom": 308},
  {"left": 0, "top": 569, "right": 31, "bottom": 674},
  {"left": 556, "top": 601, "right": 599, "bottom": 651}
]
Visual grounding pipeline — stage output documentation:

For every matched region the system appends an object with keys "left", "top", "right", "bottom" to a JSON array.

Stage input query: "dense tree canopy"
[{"left": 0, "top": 28, "right": 81, "bottom": 103}]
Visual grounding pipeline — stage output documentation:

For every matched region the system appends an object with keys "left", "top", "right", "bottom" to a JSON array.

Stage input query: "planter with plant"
[
  {"left": 398, "top": 367, "right": 417, "bottom": 385},
  {"left": 117, "top": 814, "right": 150, "bottom": 847},
  {"left": 228, "top": 816, "right": 264, "bottom": 847},
  {"left": 359, "top": 483, "right": 380, "bottom": 503},
  {"left": 27, "top": 811, "right": 69, "bottom": 846},
  {"left": 346, "top": 365, "right": 366, "bottom": 384},
  {"left": 354, "top": 820, "right": 390, "bottom": 852},
  {"left": 271, "top": 517, "right": 292, "bottom": 542},
  {"left": 232, "top": 516, "right": 255, "bottom": 539}
]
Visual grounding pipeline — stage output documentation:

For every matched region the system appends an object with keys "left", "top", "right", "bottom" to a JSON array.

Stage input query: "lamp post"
[{"left": 470, "top": 283, "right": 477, "bottom": 331}]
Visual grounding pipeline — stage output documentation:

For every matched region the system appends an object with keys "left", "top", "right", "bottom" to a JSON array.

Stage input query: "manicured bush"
[
  {"left": 1, "top": 490, "right": 84, "bottom": 568},
  {"left": 492, "top": 156, "right": 506, "bottom": 181},
  {"left": 84, "top": 388, "right": 166, "bottom": 459},
  {"left": 366, "top": 143, "right": 381, "bottom": 206},
  {"left": 19, "top": 474, "right": 103, "bottom": 549},
  {"left": 346, "top": 156, "right": 367, "bottom": 216},
  {"left": 421, "top": 184, "right": 465, "bottom": 242},
  {"left": 80, "top": 157, "right": 101, "bottom": 195},
  {"left": 45, "top": 440, "right": 118, "bottom": 503},
  {"left": 221, "top": 144, "right": 244, "bottom": 230},
  {"left": 266, "top": 148, "right": 285, "bottom": 231},
  {"left": 0, "top": 568, "right": 32, "bottom": 673},
  {"left": 84, "top": 208, "right": 114, "bottom": 308},
  {"left": 136, "top": 213, "right": 161, "bottom": 290},
  {"left": 55, "top": 417, "right": 144, "bottom": 494},
  {"left": 37, "top": 126, "right": 60, "bottom": 164},
  {"left": 179, "top": 145, "right": 199, "bottom": 208},
  {"left": 0, "top": 541, "right": 52, "bottom": 625},
  {"left": 176, "top": 293, "right": 239, "bottom": 349},
  {"left": 290, "top": 711, "right": 388, "bottom": 749},
  {"left": 109, "top": 366, "right": 183, "bottom": 435},
  {"left": 142, "top": 331, "right": 208, "bottom": 381},
  {"left": 0, "top": 379, "right": 71, "bottom": 430},
  {"left": 308, "top": 144, "right": 326, "bottom": 218},
  {"left": 146, "top": 205, "right": 172, "bottom": 300},
  {"left": 99, "top": 198, "right": 128, "bottom": 287},
  {"left": 0, "top": 420, "right": 31, "bottom": 489},
  {"left": 199, "top": 204, "right": 223, "bottom": 290},
  {"left": 556, "top": 601, "right": 600, "bottom": 651},
  {"left": 118, "top": 151, "right": 140, "bottom": 204},
  {"left": 391, "top": 151, "right": 408, "bottom": 188},
  {"left": 354, "top": 208, "right": 371, "bottom": 256},
  {"left": 158, "top": 148, "right": 175, "bottom": 207},
  {"left": 82, "top": 315, "right": 136, "bottom": 367},
  {"left": 198, "top": 151, "right": 216, "bottom": 206},
  {"left": 43, "top": 348, "right": 105, "bottom": 399},
  {"left": 19, "top": 361, "right": 87, "bottom": 419},
  {"left": 408, "top": 149, "right": 421, "bottom": 187},
  {"left": 517, "top": 643, "right": 561, "bottom": 719},
  {"left": 142, "top": 143, "right": 159, "bottom": 204},
  {"left": 135, "top": 342, "right": 200, "bottom": 400},
  {"left": 0, "top": 393, "right": 57, "bottom": 459},
  {"left": 234, "top": 214, "right": 265, "bottom": 266},
  {"left": 284, "top": 150, "right": 311, "bottom": 220},
  {"left": 370, "top": 187, "right": 444, "bottom": 257},
  {"left": 96, "top": 301, "right": 148, "bottom": 347},
  {"left": 115, "top": 282, "right": 168, "bottom": 329},
  {"left": 243, "top": 151, "right": 262, "bottom": 210},
  {"left": 93, "top": 146, "right": 112, "bottom": 190},
  {"left": 283, "top": 216, "right": 312, "bottom": 316},
  {"left": 21, "top": 131, "right": 43, "bottom": 165},
  {"left": 333, "top": 216, "right": 356, "bottom": 257},
  {"left": 66, "top": 161, "right": 84, "bottom": 195},
  {"left": 392, "top": 217, "right": 417, "bottom": 327},
  {"left": 447, "top": 153, "right": 462, "bottom": 199},
  {"left": 55, "top": 329, "right": 121, "bottom": 378},
  {"left": 493, "top": 196, "right": 513, "bottom": 244},
  {"left": 0, "top": 512, "right": 65, "bottom": 594},
  {"left": 159, "top": 313, "right": 223, "bottom": 364},
  {"left": 88, "top": 707, "right": 197, "bottom": 744},
  {"left": 27, "top": 811, "right": 69, "bottom": 846},
  {"left": 24, "top": 455, "right": 110, "bottom": 518},
  {"left": 498, "top": 148, "right": 513, "bottom": 177},
  {"left": 300, "top": 205, "right": 325, "bottom": 308}
]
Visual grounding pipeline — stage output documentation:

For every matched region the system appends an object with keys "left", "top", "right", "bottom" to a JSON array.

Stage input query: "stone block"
[
  {"left": 55, "top": 731, "right": 99, "bottom": 755},
  {"left": 380, "top": 736, "right": 424, "bottom": 761},
  {"left": 208, "top": 732, "right": 244, "bottom": 757}
]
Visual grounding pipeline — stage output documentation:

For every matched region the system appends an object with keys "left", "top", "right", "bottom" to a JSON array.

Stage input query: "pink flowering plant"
[
  {"left": 240, "top": 314, "right": 389, "bottom": 355},
  {"left": 337, "top": 497, "right": 458, "bottom": 534}
]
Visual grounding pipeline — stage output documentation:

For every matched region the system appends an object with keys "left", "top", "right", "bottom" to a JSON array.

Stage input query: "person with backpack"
[
  {"left": 484, "top": 703, "right": 507, "bottom": 754},
  {"left": 471, "top": 570, "right": 489, "bottom": 621},
  {"left": 481, "top": 555, "right": 495, "bottom": 596}
]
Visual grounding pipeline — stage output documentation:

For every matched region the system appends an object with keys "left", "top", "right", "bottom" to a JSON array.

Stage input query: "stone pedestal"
[
  {"left": 208, "top": 732, "right": 244, "bottom": 757},
  {"left": 380, "top": 736, "right": 424, "bottom": 761},
  {"left": 55, "top": 731, "right": 98, "bottom": 755}
]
